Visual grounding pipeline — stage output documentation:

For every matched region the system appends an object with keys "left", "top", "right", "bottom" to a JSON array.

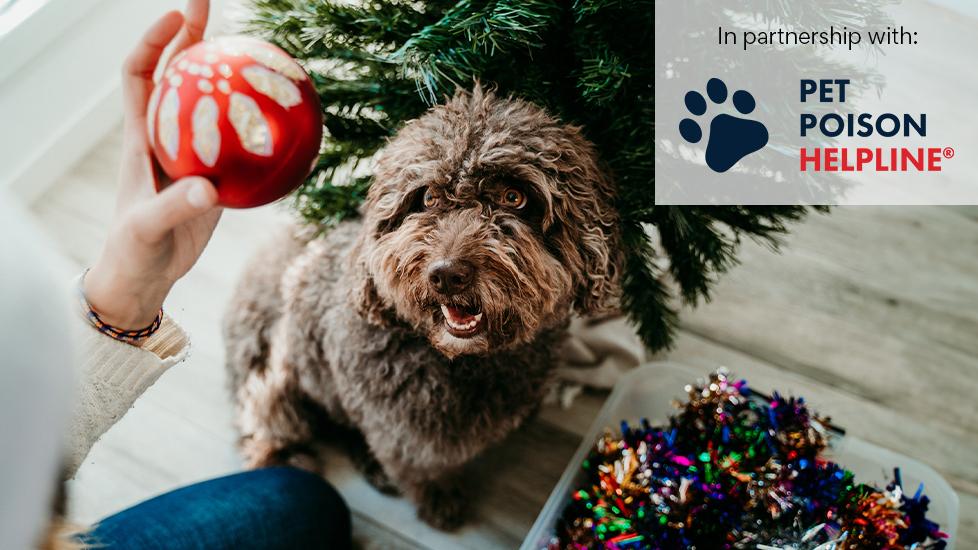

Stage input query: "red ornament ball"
[{"left": 147, "top": 36, "right": 322, "bottom": 208}]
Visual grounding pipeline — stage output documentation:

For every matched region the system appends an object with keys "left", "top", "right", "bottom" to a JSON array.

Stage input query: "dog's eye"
[
  {"left": 423, "top": 188, "right": 438, "bottom": 208},
  {"left": 499, "top": 188, "right": 527, "bottom": 210}
]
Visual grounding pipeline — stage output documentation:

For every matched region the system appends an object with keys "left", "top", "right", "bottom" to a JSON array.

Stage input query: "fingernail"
[{"left": 187, "top": 180, "right": 211, "bottom": 208}]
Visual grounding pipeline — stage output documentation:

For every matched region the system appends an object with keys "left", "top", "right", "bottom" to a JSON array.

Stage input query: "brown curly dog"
[{"left": 223, "top": 85, "right": 621, "bottom": 529}]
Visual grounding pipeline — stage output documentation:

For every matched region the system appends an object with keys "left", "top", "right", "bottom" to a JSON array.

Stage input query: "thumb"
[{"left": 131, "top": 176, "right": 219, "bottom": 242}]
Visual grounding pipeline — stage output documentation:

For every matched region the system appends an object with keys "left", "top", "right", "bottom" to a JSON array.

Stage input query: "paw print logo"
[{"left": 679, "top": 78, "right": 769, "bottom": 173}]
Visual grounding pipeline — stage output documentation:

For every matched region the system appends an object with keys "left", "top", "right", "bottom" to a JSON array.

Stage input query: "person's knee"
[
  {"left": 263, "top": 467, "right": 346, "bottom": 509},
  {"left": 83, "top": 467, "right": 351, "bottom": 550},
  {"left": 259, "top": 467, "right": 351, "bottom": 546}
]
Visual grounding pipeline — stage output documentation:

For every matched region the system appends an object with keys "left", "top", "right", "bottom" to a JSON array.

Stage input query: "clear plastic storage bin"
[{"left": 521, "top": 362, "right": 959, "bottom": 550}]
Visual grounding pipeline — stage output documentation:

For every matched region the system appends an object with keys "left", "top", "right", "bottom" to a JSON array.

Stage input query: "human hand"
[{"left": 85, "top": 0, "right": 219, "bottom": 330}]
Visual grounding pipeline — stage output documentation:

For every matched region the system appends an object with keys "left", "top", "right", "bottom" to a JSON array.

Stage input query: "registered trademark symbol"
[{"left": 943, "top": 147, "right": 955, "bottom": 159}]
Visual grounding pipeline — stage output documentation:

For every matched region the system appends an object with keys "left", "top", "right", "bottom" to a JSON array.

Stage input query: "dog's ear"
[
  {"left": 351, "top": 274, "right": 391, "bottom": 327},
  {"left": 349, "top": 172, "right": 406, "bottom": 326},
  {"left": 360, "top": 180, "right": 408, "bottom": 237},
  {"left": 360, "top": 122, "right": 431, "bottom": 238},
  {"left": 347, "top": 235, "right": 394, "bottom": 327},
  {"left": 546, "top": 125, "right": 622, "bottom": 317}
]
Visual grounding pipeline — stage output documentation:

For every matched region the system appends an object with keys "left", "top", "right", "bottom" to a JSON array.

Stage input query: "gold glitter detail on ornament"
[
  {"left": 168, "top": 74, "right": 183, "bottom": 87},
  {"left": 229, "top": 92, "right": 273, "bottom": 156},
  {"left": 218, "top": 63, "right": 232, "bottom": 78},
  {"left": 158, "top": 88, "right": 181, "bottom": 160},
  {"left": 197, "top": 79, "right": 214, "bottom": 93},
  {"left": 242, "top": 65, "right": 302, "bottom": 108},
  {"left": 192, "top": 95, "right": 221, "bottom": 167},
  {"left": 146, "top": 83, "right": 163, "bottom": 146},
  {"left": 217, "top": 80, "right": 231, "bottom": 94}
]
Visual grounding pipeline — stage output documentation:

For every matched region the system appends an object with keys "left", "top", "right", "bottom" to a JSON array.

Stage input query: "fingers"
[
  {"left": 169, "top": 0, "right": 210, "bottom": 54},
  {"left": 130, "top": 177, "right": 220, "bottom": 243},
  {"left": 121, "top": 10, "right": 184, "bottom": 146}
]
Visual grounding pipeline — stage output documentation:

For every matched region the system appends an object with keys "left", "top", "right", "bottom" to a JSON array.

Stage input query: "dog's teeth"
[{"left": 440, "top": 304, "right": 483, "bottom": 332}]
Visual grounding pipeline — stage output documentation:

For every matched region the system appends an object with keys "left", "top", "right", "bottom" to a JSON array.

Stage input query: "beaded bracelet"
[{"left": 77, "top": 269, "right": 164, "bottom": 345}]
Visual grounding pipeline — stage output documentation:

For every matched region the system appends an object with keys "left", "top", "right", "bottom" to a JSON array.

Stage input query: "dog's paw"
[
  {"left": 417, "top": 481, "right": 470, "bottom": 531},
  {"left": 241, "top": 437, "right": 281, "bottom": 468},
  {"left": 343, "top": 431, "right": 402, "bottom": 495},
  {"left": 241, "top": 437, "right": 322, "bottom": 474},
  {"left": 357, "top": 456, "right": 401, "bottom": 496}
]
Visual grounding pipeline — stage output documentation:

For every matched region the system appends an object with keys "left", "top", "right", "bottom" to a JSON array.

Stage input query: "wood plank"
[
  {"left": 353, "top": 515, "right": 425, "bottom": 550},
  {"left": 946, "top": 206, "right": 978, "bottom": 223}
]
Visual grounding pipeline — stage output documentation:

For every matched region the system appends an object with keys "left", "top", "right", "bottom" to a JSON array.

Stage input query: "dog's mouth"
[{"left": 438, "top": 303, "right": 485, "bottom": 338}]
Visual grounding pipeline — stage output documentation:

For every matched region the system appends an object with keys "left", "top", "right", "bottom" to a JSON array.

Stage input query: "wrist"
[{"left": 84, "top": 263, "right": 171, "bottom": 330}]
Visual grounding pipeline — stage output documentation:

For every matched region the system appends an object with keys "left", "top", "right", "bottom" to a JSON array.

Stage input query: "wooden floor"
[{"left": 30, "top": 125, "right": 978, "bottom": 548}]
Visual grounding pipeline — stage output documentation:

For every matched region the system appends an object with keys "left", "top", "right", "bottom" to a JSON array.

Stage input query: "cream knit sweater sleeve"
[{"left": 66, "top": 316, "right": 190, "bottom": 477}]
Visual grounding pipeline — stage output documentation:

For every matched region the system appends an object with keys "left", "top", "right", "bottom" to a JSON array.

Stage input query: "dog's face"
[{"left": 351, "top": 87, "right": 620, "bottom": 358}]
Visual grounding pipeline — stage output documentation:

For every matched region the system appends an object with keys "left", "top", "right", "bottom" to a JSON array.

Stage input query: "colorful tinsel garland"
[{"left": 550, "top": 369, "right": 949, "bottom": 550}]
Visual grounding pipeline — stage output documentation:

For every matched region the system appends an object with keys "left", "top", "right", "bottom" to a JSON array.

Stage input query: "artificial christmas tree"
[{"left": 243, "top": 0, "right": 866, "bottom": 352}]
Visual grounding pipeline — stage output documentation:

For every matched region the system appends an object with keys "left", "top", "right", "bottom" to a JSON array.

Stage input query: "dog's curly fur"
[{"left": 224, "top": 86, "right": 621, "bottom": 529}]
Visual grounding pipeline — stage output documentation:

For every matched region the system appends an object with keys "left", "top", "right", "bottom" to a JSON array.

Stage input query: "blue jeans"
[{"left": 80, "top": 467, "right": 351, "bottom": 549}]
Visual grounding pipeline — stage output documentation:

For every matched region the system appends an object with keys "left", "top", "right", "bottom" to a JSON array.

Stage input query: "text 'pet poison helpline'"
[{"left": 718, "top": 26, "right": 919, "bottom": 51}]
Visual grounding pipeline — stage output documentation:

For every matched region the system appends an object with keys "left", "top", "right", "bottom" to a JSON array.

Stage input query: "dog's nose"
[{"left": 428, "top": 260, "right": 475, "bottom": 295}]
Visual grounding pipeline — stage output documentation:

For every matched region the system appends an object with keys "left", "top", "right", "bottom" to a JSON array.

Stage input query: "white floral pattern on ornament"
[
  {"left": 192, "top": 95, "right": 221, "bottom": 167},
  {"left": 147, "top": 83, "right": 163, "bottom": 147},
  {"left": 229, "top": 92, "right": 273, "bottom": 156},
  {"left": 241, "top": 65, "right": 302, "bottom": 108},
  {"left": 216, "top": 37, "right": 305, "bottom": 81},
  {"left": 153, "top": 37, "right": 313, "bottom": 166},
  {"left": 158, "top": 88, "right": 181, "bottom": 160}
]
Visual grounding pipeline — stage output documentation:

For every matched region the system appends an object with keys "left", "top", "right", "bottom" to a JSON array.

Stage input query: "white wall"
[{"left": 0, "top": 0, "right": 230, "bottom": 203}]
